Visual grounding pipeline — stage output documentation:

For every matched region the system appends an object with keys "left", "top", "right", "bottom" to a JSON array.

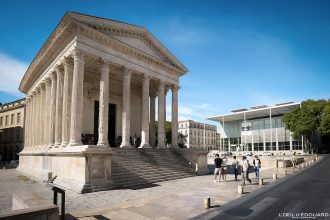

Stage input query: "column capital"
[
  {"left": 171, "top": 84, "right": 180, "bottom": 92},
  {"left": 150, "top": 92, "right": 158, "bottom": 99},
  {"left": 71, "top": 47, "right": 87, "bottom": 61},
  {"left": 36, "top": 86, "right": 41, "bottom": 94},
  {"left": 44, "top": 77, "right": 52, "bottom": 85},
  {"left": 123, "top": 66, "right": 133, "bottom": 78},
  {"left": 54, "top": 64, "right": 64, "bottom": 75},
  {"left": 40, "top": 82, "right": 46, "bottom": 91},
  {"left": 63, "top": 56, "right": 74, "bottom": 70},
  {"left": 99, "top": 57, "right": 114, "bottom": 69},
  {"left": 143, "top": 73, "right": 152, "bottom": 81}
]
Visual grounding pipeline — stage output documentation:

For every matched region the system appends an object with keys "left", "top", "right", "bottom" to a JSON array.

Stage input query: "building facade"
[
  {"left": 207, "top": 102, "right": 306, "bottom": 154},
  {"left": 17, "top": 12, "right": 188, "bottom": 192},
  {"left": 0, "top": 99, "right": 25, "bottom": 163},
  {"left": 178, "top": 120, "right": 217, "bottom": 149}
]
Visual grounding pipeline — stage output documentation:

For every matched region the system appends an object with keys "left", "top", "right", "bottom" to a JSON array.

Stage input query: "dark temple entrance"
[{"left": 94, "top": 101, "right": 116, "bottom": 147}]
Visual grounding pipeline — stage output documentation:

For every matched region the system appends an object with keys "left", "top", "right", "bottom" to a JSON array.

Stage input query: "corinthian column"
[
  {"left": 149, "top": 93, "right": 156, "bottom": 147},
  {"left": 39, "top": 83, "right": 46, "bottom": 148},
  {"left": 97, "top": 58, "right": 112, "bottom": 147},
  {"left": 171, "top": 85, "right": 179, "bottom": 148},
  {"left": 69, "top": 48, "right": 86, "bottom": 146},
  {"left": 44, "top": 78, "right": 51, "bottom": 149},
  {"left": 139, "top": 74, "right": 151, "bottom": 148},
  {"left": 24, "top": 97, "right": 30, "bottom": 150},
  {"left": 120, "top": 67, "right": 132, "bottom": 148},
  {"left": 36, "top": 87, "right": 41, "bottom": 149},
  {"left": 30, "top": 92, "right": 36, "bottom": 149},
  {"left": 54, "top": 65, "right": 64, "bottom": 148},
  {"left": 157, "top": 81, "right": 166, "bottom": 148},
  {"left": 61, "top": 58, "right": 73, "bottom": 147},
  {"left": 49, "top": 72, "right": 57, "bottom": 148}
]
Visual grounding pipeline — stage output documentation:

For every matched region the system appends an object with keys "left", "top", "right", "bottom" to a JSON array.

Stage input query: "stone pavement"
[{"left": 0, "top": 161, "right": 311, "bottom": 220}]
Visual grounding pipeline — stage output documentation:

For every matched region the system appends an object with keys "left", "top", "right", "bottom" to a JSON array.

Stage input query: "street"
[{"left": 195, "top": 155, "right": 330, "bottom": 220}]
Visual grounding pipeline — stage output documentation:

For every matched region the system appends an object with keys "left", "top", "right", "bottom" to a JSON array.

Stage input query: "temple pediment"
[{"left": 70, "top": 12, "right": 187, "bottom": 71}]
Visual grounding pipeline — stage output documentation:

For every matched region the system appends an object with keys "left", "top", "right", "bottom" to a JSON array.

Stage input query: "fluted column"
[
  {"left": 39, "top": 83, "right": 46, "bottom": 148},
  {"left": 157, "top": 81, "right": 166, "bottom": 148},
  {"left": 120, "top": 67, "right": 132, "bottom": 148},
  {"left": 61, "top": 58, "right": 73, "bottom": 147},
  {"left": 97, "top": 58, "right": 112, "bottom": 147},
  {"left": 69, "top": 48, "right": 86, "bottom": 146},
  {"left": 36, "top": 87, "right": 41, "bottom": 149},
  {"left": 30, "top": 92, "right": 36, "bottom": 149},
  {"left": 24, "top": 97, "right": 30, "bottom": 150},
  {"left": 139, "top": 74, "right": 151, "bottom": 148},
  {"left": 149, "top": 93, "right": 156, "bottom": 147},
  {"left": 171, "top": 85, "right": 179, "bottom": 148},
  {"left": 54, "top": 66, "right": 64, "bottom": 148},
  {"left": 49, "top": 73, "right": 57, "bottom": 148},
  {"left": 44, "top": 79, "right": 51, "bottom": 149}
]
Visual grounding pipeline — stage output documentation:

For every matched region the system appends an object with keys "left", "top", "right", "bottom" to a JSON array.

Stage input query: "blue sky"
[{"left": 0, "top": 0, "right": 329, "bottom": 126}]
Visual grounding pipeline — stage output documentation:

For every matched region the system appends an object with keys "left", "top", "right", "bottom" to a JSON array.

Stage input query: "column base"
[
  {"left": 157, "top": 144, "right": 166, "bottom": 148},
  {"left": 60, "top": 142, "right": 69, "bottom": 148},
  {"left": 139, "top": 143, "right": 151, "bottom": 148},
  {"left": 69, "top": 140, "right": 82, "bottom": 146},
  {"left": 97, "top": 142, "right": 110, "bottom": 147},
  {"left": 120, "top": 141, "right": 133, "bottom": 148}
]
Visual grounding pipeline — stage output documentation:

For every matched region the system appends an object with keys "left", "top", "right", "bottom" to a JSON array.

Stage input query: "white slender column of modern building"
[
  {"left": 97, "top": 58, "right": 111, "bottom": 147},
  {"left": 171, "top": 85, "right": 179, "bottom": 148},
  {"left": 49, "top": 72, "right": 57, "bottom": 148},
  {"left": 69, "top": 48, "right": 86, "bottom": 146},
  {"left": 140, "top": 74, "right": 151, "bottom": 148},
  {"left": 44, "top": 79, "right": 51, "bottom": 149},
  {"left": 120, "top": 67, "right": 132, "bottom": 148},
  {"left": 149, "top": 93, "right": 156, "bottom": 147},
  {"left": 40, "top": 83, "right": 46, "bottom": 148},
  {"left": 54, "top": 66, "right": 64, "bottom": 148},
  {"left": 61, "top": 58, "right": 73, "bottom": 147},
  {"left": 157, "top": 81, "right": 166, "bottom": 148}
]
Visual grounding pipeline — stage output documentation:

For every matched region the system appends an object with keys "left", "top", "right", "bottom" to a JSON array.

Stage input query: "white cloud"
[{"left": 0, "top": 52, "right": 27, "bottom": 95}]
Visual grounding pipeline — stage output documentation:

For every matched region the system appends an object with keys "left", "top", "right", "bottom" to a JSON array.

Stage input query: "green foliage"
[
  {"left": 318, "top": 100, "right": 330, "bottom": 136},
  {"left": 282, "top": 98, "right": 330, "bottom": 151},
  {"left": 154, "top": 121, "right": 172, "bottom": 144}
]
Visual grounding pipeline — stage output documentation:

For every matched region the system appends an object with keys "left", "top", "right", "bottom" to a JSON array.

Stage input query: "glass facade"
[{"left": 220, "top": 116, "right": 304, "bottom": 153}]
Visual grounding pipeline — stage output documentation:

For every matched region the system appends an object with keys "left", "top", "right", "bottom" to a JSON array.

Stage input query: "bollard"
[
  {"left": 204, "top": 197, "right": 210, "bottom": 209},
  {"left": 238, "top": 185, "right": 244, "bottom": 194},
  {"left": 305, "top": 162, "right": 308, "bottom": 167},
  {"left": 47, "top": 172, "right": 53, "bottom": 182},
  {"left": 259, "top": 178, "right": 264, "bottom": 185},
  {"left": 273, "top": 174, "right": 277, "bottom": 179},
  {"left": 284, "top": 170, "right": 288, "bottom": 175},
  {"left": 311, "top": 160, "right": 314, "bottom": 164}
]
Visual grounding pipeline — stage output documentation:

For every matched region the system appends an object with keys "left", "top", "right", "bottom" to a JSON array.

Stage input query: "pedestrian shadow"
[
  {"left": 65, "top": 214, "right": 110, "bottom": 220},
  {"left": 210, "top": 205, "right": 221, "bottom": 208}
]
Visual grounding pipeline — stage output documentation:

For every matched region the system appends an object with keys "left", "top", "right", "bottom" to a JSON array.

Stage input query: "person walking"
[
  {"left": 232, "top": 156, "right": 239, "bottom": 181},
  {"left": 221, "top": 156, "right": 228, "bottom": 181},
  {"left": 241, "top": 156, "right": 252, "bottom": 185},
  {"left": 214, "top": 154, "right": 222, "bottom": 182},
  {"left": 253, "top": 155, "right": 261, "bottom": 179}
]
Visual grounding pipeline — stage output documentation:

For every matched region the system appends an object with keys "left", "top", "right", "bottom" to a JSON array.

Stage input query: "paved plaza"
[{"left": 0, "top": 161, "right": 305, "bottom": 220}]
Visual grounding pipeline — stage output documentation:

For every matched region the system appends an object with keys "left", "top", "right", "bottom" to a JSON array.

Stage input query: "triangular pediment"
[{"left": 69, "top": 12, "right": 188, "bottom": 72}]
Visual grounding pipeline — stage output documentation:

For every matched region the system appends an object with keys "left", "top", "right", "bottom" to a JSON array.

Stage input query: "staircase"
[{"left": 111, "top": 149, "right": 196, "bottom": 188}]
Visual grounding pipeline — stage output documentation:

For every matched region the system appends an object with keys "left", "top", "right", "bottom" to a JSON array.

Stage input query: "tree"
[
  {"left": 318, "top": 99, "right": 330, "bottom": 136},
  {"left": 282, "top": 99, "right": 328, "bottom": 153},
  {"left": 154, "top": 121, "right": 172, "bottom": 144}
]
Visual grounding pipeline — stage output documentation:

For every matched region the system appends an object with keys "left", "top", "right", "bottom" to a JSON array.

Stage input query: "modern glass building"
[{"left": 207, "top": 102, "right": 306, "bottom": 154}]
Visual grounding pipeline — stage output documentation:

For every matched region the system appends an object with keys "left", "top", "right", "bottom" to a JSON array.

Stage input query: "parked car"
[
  {"left": 242, "top": 151, "right": 253, "bottom": 156},
  {"left": 260, "top": 152, "right": 273, "bottom": 156}
]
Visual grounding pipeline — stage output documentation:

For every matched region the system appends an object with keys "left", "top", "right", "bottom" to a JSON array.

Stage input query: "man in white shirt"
[{"left": 241, "top": 156, "right": 252, "bottom": 185}]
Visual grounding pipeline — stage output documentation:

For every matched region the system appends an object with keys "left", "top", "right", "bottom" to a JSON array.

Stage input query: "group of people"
[{"left": 214, "top": 154, "right": 261, "bottom": 185}]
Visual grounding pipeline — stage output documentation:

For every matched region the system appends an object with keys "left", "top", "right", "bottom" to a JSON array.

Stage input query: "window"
[
  {"left": 17, "top": 113, "right": 21, "bottom": 123},
  {"left": 11, "top": 114, "right": 14, "bottom": 125},
  {"left": 0, "top": 117, "right": 2, "bottom": 127},
  {"left": 5, "top": 115, "right": 8, "bottom": 125}
]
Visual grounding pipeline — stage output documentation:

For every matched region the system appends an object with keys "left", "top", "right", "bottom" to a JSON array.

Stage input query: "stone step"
[{"left": 111, "top": 169, "right": 194, "bottom": 179}]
